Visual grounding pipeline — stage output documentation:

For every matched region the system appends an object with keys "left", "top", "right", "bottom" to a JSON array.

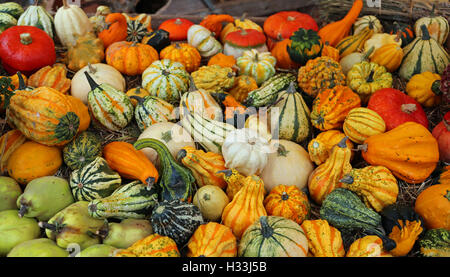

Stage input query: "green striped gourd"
[
  {"left": 134, "top": 138, "right": 196, "bottom": 203},
  {"left": 0, "top": 11, "right": 16, "bottom": 33},
  {"left": 287, "top": 28, "right": 323, "bottom": 66},
  {"left": 271, "top": 82, "right": 311, "bottom": 143},
  {"left": 413, "top": 6, "right": 449, "bottom": 45},
  {"left": 399, "top": 25, "right": 450, "bottom": 81},
  {"left": 88, "top": 181, "right": 158, "bottom": 220},
  {"left": 142, "top": 59, "right": 190, "bottom": 104},
  {"left": 17, "top": 2, "right": 55, "bottom": 39},
  {"left": 353, "top": 15, "right": 383, "bottom": 36},
  {"left": 126, "top": 20, "right": 149, "bottom": 43},
  {"left": 0, "top": 2, "right": 24, "bottom": 19},
  {"left": 244, "top": 73, "right": 296, "bottom": 107},
  {"left": 70, "top": 157, "right": 122, "bottom": 201},
  {"left": 151, "top": 199, "right": 204, "bottom": 245},
  {"left": 236, "top": 49, "right": 276, "bottom": 85},
  {"left": 63, "top": 131, "right": 102, "bottom": 170},
  {"left": 85, "top": 72, "right": 134, "bottom": 132},
  {"left": 132, "top": 95, "right": 175, "bottom": 132},
  {"left": 336, "top": 27, "right": 374, "bottom": 58}
]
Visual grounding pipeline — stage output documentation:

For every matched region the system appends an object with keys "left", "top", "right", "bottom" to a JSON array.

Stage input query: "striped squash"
[
  {"left": 300, "top": 219, "right": 345, "bottom": 257},
  {"left": 346, "top": 235, "right": 393, "bottom": 257},
  {"left": 0, "top": 2, "right": 24, "bottom": 19},
  {"left": 115, "top": 234, "right": 180, "bottom": 257},
  {"left": 85, "top": 73, "right": 134, "bottom": 132},
  {"left": 308, "top": 130, "right": 354, "bottom": 166},
  {"left": 239, "top": 216, "right": 308, "bottom": 257},
  {"left": 336, "top": 27, "right": 374, "bottom": 58},
  {"left": 399, "top": 25, "right": 450, "bottom": 81},
  {"left": 187, "top": 24, "right": 222, "bottom": 58},
  {"left": 179, "top": 80, "right": 223, "bottom": 121},
  {"left": 27, "top": 63, "right": 71, "bottom": 94},
  {"left": 0, "top": 12, "right": 17, "bottom": 33},
  {"left": 63, "top": 131, "right": 102, "bottom": 170},
  {"left": 187, "top": 222, "right": 237, "bottom": 257},
  {"left": 132, "top": 95, "right": 175, "bottom": 132},
  {"left": 0, "top": 129, "right": 26, "bottom": 174},
  {"left": 343, "top": 107, "right": 386, "bottom": 144},
  {"left": 126, "top": 20, "right": 149, "bottom": 43},
  {"left": 414, "top": 7, "right": 449, "bottom": 45},
  {"left": 17, "top": 3, "right": 54, "bottom": 39},
  {"left": 88, "top": 180, "right": 158, "bottom": 219},
  {"left": 141, "top": 59, "right": 190, "bottom": 104},
  {"left": 151, "top": 199, "right": 204, "bottom": 246},
  {"left": 353, "top": 15, "right": 383, "bottom": 36},
  {"left": 70, "top": 156, "right": 122, "bottom": 201},
  {"left": 271, "top": 82, "right": 310, "bottom": 143},
  {"left": 244, "top": 72, "right": 296, "bottom": 107},
  {"left": 236, "top": 49, "right": 277, "bottom": 85}
]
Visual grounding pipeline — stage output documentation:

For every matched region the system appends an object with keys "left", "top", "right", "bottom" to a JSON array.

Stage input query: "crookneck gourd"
[{"left": 308, "top": 130, "right": 354, "bottom": 166}]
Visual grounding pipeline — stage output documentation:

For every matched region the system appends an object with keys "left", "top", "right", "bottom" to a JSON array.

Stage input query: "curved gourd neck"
[{"left": 134, "top": 138, "right": 174, "bottom": 168}]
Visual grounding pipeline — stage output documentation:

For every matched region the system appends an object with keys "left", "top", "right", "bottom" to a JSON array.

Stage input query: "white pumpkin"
[
  {"left": 222, "top": 128, "right": 272, "bottom": 176},
  {"left": 193, "top": 185, "right": 229, "bottom": 222},
  {"left": 71, "top": 63, "right": 126, "bottom": 105},
  {"left": 260, "top": 140, "right": 314, "bottom": 192},
  {"left": 137, "top": 122, "right": 196, "bottom": 167},
  {"left": 54, "top": 0, "right": 93, "bottom": 47},
  {"left": 187, "top": 24, "right": 223, "bottom": 58}
]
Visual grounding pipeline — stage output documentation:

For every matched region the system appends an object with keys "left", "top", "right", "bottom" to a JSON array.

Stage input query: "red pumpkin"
[
  {"left": 223, "top": 28, "right": 268, "bottom": 58},
  {"left": 367, "top": 88, "right": 429, "bottom": 131},
  {"left": 432, "top": 112, "right": 450, "bottom": 163},
  {"left": 0, "top": 26, "right": 56, "bottom": 76},
  {"left": 158, "top": 18, "right": 194, "bottom": 41},
  {"left": 263, "top": 11, "right": 318, "bottom": 44}
]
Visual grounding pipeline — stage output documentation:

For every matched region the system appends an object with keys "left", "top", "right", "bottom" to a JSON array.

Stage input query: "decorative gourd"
[
  {"left": 340, "top": 166, "right": 398, "bottom": 212},
  {"left": 150, "top": 199, "right": 204, "bottom": 245},
  {"left": 419, "top": 229, "right": 450, "bottom": 257},
  {"left": 343, "top": 107, "right": 386, "bottom": 144},
  {"left": 192, "top": 185, "right": 229, "bottom": 222},
  {"left": 63, "top": 131, "right": 102, "bottom": 171},
  {"left": 244, "top": 73, "right": 296, "bottom": 107},
  {"left": 0, "top": 12, "right": 17, "bottom": 35},
  {"left": 115, "top": 234, "right": 180, "bottom": 257},
  {"left": 0, "top": 2, "right": 24, "bottom": 19},
  {"left": 321, "top": 42, "right": 340, "bottom": 62},
  {"left": 106, "top": 41, "right": 159, "bottom": 76},
  {"left": 0, "top": 129, "right": 26, "bottom": 175},
  {"left": 207, "top": 53, "right": 237, "bottom": 71},
  {"left": 297, "top": 56, "right": 347, "bottom": 98},
  {"left": 263, "top": 11, "right": 318, "bottom": 43},
  {"left": 346, "top": 235, "right": 393, "bottom": 257},
  {"left": 199, "top": 14, "right": 234, "bottom": 39},
  {"left": 54, "top": 0, "right": 93, "bottom": 47},
  {"left": 415, "top": 184, "right": 450, "bottom": 230},
  {"left": 210, "top": 92, "right": 248, "bottom": 124},
  {"left": 103, "top": 141, "right": 159, "bottom": 189},
  {"left": 70, "top": 63, "right": 125, "bottom": 105},
  {"left": 414, "top": 5, "right": 449, "bottom": 45},
  {"left": 310, "top": 85, "right": 361, "bottom": 131},
  {"left": 389, "top": 21, "right": 415, "bottom": 47},
  {"left": 360, "top": 122, "right": 439, "bottom": 184},
  {"left": 318, "top": 0, "right": 363, "bottom": 47},
  {"left": 66, "top": 32, "right": 105, "bottom": 72},
  {"left": 89, "top": 5, "right": 111, "bottom": 34},
  {"left": 221, "top": 174, "right": 267, "bottom": 239},
  {"left": 218, "top": 169, "right": 246, "bottom": 201},
  {"left": 223, "top": 28, "right": 268, "bottom": 59},
  {"left": 67, "top": 91, "right": 91, "bottom": 132},
  {"left": 122, "top": 13, "right": 152, "bottom": 32},
  {"left": 27, "top": 63, "right": 71, "bottom": 94},
  {"left": 367, "top": 88, "right": 429, "bottom": 131},
  {"left": 187, "top": 222, "right": 237, "bottom": 257},
  {"left": 236, "top": 49, "right": 276, "bottom": 85},
  {"left": 363, "top": 33, "right": 402, "bottom": 58},
  {"left": 125, "top": 19, "right": 149, "bottom": 43},
  {"left": 187, "top": 24, "right": 222, "bottom": 58},
  {"left": 399, "top": 25, "right": 450, "bottom": 81},
  {"left": 270, "top": 39, "right": 300, "bottom": 69},
  {"left": 339, "top": 47, "right": 373, "bottom": 75},
  {"left": 239, "top": 216, "right": 308, "bottom": 257},
  {"left": 307, "top": 137, "right": 353, "bottom": 204},
  {"left": 17, "top": 1, "right": 54, "bottom": 39},
  {"left": 308, "top": 130, "right": 353, "bottom": 166},
  {"left": 432, "top": 112, "right": 450, "bottom": 163},
  {"left": 228, "top": 75, "right": 258, "bottom": 103},
  {"left": 98, "top": 13, "right": 127, "bottom": 49},
  {"left": 158, "top": 17, "right": 194, "bottom": 41},
  {"left": 264, "top": 185, "right": 310, "bottom": 225},
  {"left": 191, "top": 64, "right": 236, "bottom": 93},
  {"left": 220, "top": 14, "right": 263, "bottom": 43},
  {"left": 132, "top": 95, "right": 175, "bottom": 132},
  {"left": 347, "top": 61, "right": 393, "bottom": 103},
  {"left": 84, "top": 72, "right": 133, "bottom": 131},
  {"left": 336, "top": 26, "right": 374, "bottom": 58},
  {"left": 287, "top": 28, "right": 323, "bottom": 66},
  {"left": 439, "top": 165, "right": 450, "bottom": 185},
  {"left": 177, "top": 146, "right": 227, "bottom": 189},
  {"left": 406, "top": 72, "right": 442, "bottom": 107},
  {"left": 370, "top": 43, "right": 404, "bottom": 73},
  {"left": 7, "top": 141, "right": 62, "bottom": 185},
  {"left": 353, "top": 15, "right": 383, "bottom": 35},
  {"left": 142, "top": 29, "right": 170, "bottom": 53},
  {"left": 300, "top": 219, "right": 345, "bottom": 257},
  {"left": 126, "top": 87, "right": 150, "bottom": 107},
  {"left": 70, "top": 156, "right": 121, "bottom": 201},
  {"left": 159, "top": 42, "right": 201, "bottom": 73},
  {"left": 134, "top": 138, "right": 196, "bottom": 203}
]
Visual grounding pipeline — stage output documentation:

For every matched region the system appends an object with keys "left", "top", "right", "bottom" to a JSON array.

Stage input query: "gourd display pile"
[{"left": 0, "top": 0, "right": 450, "bottom": 258}]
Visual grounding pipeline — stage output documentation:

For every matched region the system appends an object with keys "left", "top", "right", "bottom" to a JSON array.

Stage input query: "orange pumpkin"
[
  {"left": 98, "top": 13, "right": 128, "bottom": 48},
  {"left": 200, "top": 14, "right": 235, "bottom": 39},
  {"left": 370, "top": 43, "right": 404, "bottom": 72},
  {"left": 187, "top": 222, "right": 237, "bottom": 257},
  {"left": 271, "top": 39, "right": 300, "bottom": 69},
  {"left": 27, "top": 63, "right": 71, "bottom": 94},
  {"left": 207, "top": 53, "right": 237, "bottom": 71},
  {"left": 415, "top": 184, "right": 450, "bottom": 230},
  {"left": 160, "top": 42, "right": 201, "bottom": 73},
  {"left": 106, "top": 41, "right": 159, "bottom": 76},
  {"left": 0, "top": 130, "right": 26, "bottom": 175},
  {"left": 66, "top": 95, "right": 90, "bottom": 133},
  {"left": 158, "top": 18, "right": 194, "bottom": 41}
]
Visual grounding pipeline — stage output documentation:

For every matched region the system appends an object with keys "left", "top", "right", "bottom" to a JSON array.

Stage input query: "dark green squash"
[
  {"left": 133, "top": 138, "right": 196, "bottom": 203},
  {"left": 63, "top": 131, "right": 102, "bottom": 170},
  {"left": 126, "top": 20, "right": 149, "bottom": 43},
  {"left": 419, "top": 228, "right": 450, "bottom": 257},
  {"left": 287, "top": 28, "right": 323, "bottom": 66},
  {"left": 143, "top": 29, "right": 170, "bottom": 53}
]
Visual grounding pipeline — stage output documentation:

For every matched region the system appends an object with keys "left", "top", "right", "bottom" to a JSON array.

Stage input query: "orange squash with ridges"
[
  {"left": 187, "top": 222, "right": 237, "bottom": 257},
  {"left": 301, "top": 219, "right": 345, "bottom": 257}
]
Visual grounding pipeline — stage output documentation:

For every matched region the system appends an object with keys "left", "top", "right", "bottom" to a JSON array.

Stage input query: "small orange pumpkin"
[
  {"left": 200, "top": 14, "right": 235, "bottom": 39},
  {"left": 271, "top": 39, "right": 300, "bottom": 69},
  {"left": 106, "top": 41, "right": 159, "bottom": 76},
  {"left": 207, "top": 53, "right": 237, "bottom": 71},
  {"left": 160, "top": 42, "right": 201, "bottom": 73},
  {"left": 27, "top": 63, "right": 71, "bottom": 94},
  {"left": 414, "top": 184, "right": 450, "bottom": 230}
]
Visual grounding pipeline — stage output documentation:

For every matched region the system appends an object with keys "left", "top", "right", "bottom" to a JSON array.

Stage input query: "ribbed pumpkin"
[
  {"left": 223, "top": 28, "right": 268, "bottom": 59},
  {"left": 360, "top": 122, "right": 439, "bottom": 184},
  {"left": 353, "top": 15, "right": 383, "bottom": 36},
  {"left": 132, "top": 96, "right": 175, "bottom": 132},
  {"left": 160, "top": 42, "right": 201, "bottom": 73},
  {"left": 228, "top": 75, "right": 258, "bottom": 103},
  {"left": 308, "top": 130, "right": 353, "bottom": 166},
  {"left": 126, "top": 87, "right": 150, "bottom": 107},
  {"left": 370, "top": 43, "right": 404, "bottom": 73},
  {"left": 343, "top": 107, "right": 386, "bottom": 144},
  {"left": 125, "top": 19, "right": 150, "bottom": 43},
  {"left": 307, "top": 137, "right": 353, "bottom": 204},
  {"left": 263, "top": 185, "right": 310, "bottom": 225},
  {"left": 310, "top": 85, "right": 361, "bottom": 131},
  {"left": 191, "top": 64, "right": 236, "bottom": 93},
  {"left": 406, "top": 72, "right": 442, "bottom": 107},
  {"left": 346, "top": 235, "right": 393, "bottom": 257},
  {"left": 17, "top": 2, "right": 55, "bottom": 39},
  {"left": 115, "top": 234, "right": 180, "bottom": 257},
  {"left": 221, "top": 174, "right": 267, "bottom": 239},
  {"left": 363, "top": 33, "right": 402, "bottom": 59},
  {"left": 103, "top": 141, "right": 159, "bottom": 189},
  {"left": 270, "top": 39, "right": 300, "bottom": 69},
  {"left": 239, "top": 216, "right": 308, "bottom": 257},
  {"left": 207, "top": 53, "right": 237, "bottom": 71},
  {"left": 236, "top": 49, "right": 276, "bottom": 85},
  {"left": 340, "top": 166, "right": 398, "bottom": 212},
  {"left": 300, "top": 219, "right": 345, "bottom": 257},
  {"left": 263, "top": 11, "right": 318, "bottom": 43},
  {"left": 0, "top": 129, "right": 26, "bottom": 175},
  {"left": 106, "top": 41, "right": 159, "bottom": 76},
  {"left": 187, "top": 222, "right": 237, "bottom": 257},
  {"left": 27, "top": 63, "right": 70, "bottom": 94},
  {"left": 415, "top": 184, "right": 450, "bottom": 230},
  {"left": 287, "top": 28, "right": 323, "bottom": 66},
  {"left": 141, "top": 59, "right": 190, "bottom": 104},
  {"left": 62, "top": 131, "right": 102, "bottom": 171},
  {"left": 158, "top": 17, "right": 194, "bottom": 41}
]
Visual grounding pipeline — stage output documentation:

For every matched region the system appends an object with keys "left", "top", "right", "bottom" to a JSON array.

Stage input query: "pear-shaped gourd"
[
  {"left": 0, "top": 177, "right": 22, "bottom": 211},
  {"left": 98, "top": 219, "right": 153, "bottom": 249},
  {"left": 7, "top": 238, "right": 68, "bottom": 257},
  {"left": 76, "top": 244, "right": 118, "bottom": 257}
]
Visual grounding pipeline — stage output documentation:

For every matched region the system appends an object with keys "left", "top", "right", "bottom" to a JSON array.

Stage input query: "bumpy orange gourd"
[
  {"left": 360, "top": 121, "right": 439, "bottom": 184},
  {"left": 207, "top": 53, "right": 237, "bottom": 71},
  {"left": 300, "top": 219, "right": 345, "bottom": 257},
  {"left": 0, "top": 130, "right": 26, "bottom": 175},
  {"left": 103, "top": 141, "right": 159, "bottom": 188},
  {"left": 346, "top": 235, "right": 393, "bottom": 257},
  {"left": 321, "top": 42, "right": 340, "bottom": 62},
  {"left": 415, "top": 184, "right": 450, "bottom": 230},
  {"left": 160, "top": 42, "right": 201, "bottom": 73},
  {"left": 343, "top": 107, "right": 386, "bottom": 144},
  {"left": 200, "top": 14, "right": 235, "bottom": 39},
  {"left": 66, "top": 33, "right": 105, "bottom": 72},
  {"left": 221, "top": 174, "right": 267, "bottom": 239},
  {"left": 27, "top": 63, "right": 71, "bottom": 94},
  {"left": 307, "top": 137, "right": 353, "bottom": 204},
  {"left": 98, "top": 13, "right": 128, "bottom": 48},
  {"left": 187, "top": 222, "right": 237, "bottom": 257},
  {"left": 271, "top": 39, "right": 300, "bottom": 69},
  {"left": 263, "top": 185, "right": 310, "bottom": 225},
  {"left": 228, "top": 75, "right": 258, "bottom": 103},
  {"left": 115, "top": 234, "right": 180, "bottom": 257},
  {"left": 308, "top": 130, "right": 354, "bottom": 165},
  {"left": 66, "top": 95, "right": 90, "bottom": 133},
  {"left": 106, "top": 41, "right": 159, "bottom": 76}
]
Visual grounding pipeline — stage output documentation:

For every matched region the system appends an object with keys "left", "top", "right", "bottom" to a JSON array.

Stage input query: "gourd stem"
[
  {"left": 38, "top": 221, "right": 58, "bottom": 232},
  {"left": 337, "top": 136, "right": 349, "bottom": 148},
  {"left": 366, "top": 70, "right": 375, "bottom": 83},
  {"left": 175, "top": 18, "right": 182, "bottom": 25},
  {"left": 431, "top": 80, "right": 442, "bottom": 96},
  {"left": 130, "top": 95, "right": 145, "bottom": 105},
  {"left": 277, "top": 144, "right": 289, "bottom": 157},
  {"left": 281, "top": 191, "right": 289, "bottom": 201},
  {"left": 286, "top": 82, "right": 297, "bottom": 94},
  {"left": 62, "top": 0, "right": 69, "bottom": 8},
  {"left": 420, "top": 24, "right": 430, "bottom": 40},
  {"left": 145, "top": 177, "right": 156, "bottom": 191},
  {"left": 20, "top": 33, "right": 32, "bottom": 45},
  {"left": 239, "top": 13, "right": 248, "bottom": 21},
  {"left": 16, "top": 72, "right": 26, "bottom": 90},
  {"left": 188, "top": 76, "right": 198, "bottom": 92},
  {"left": 217, "top": 169, "right": 233, "bottom": 177},
  {"left": 176, "top": 149, "right": 187, "bottom": 162},
  {"left": 33, "top": 0, "right": 39, "bottom": 6},
  {"left": 259, "top": 216, "right": 274, "bottom": 238},
  {"left": 430, "top": 4, "right": 436, "bottom": 17},
  {"left": 87, "top": 63, "right": 96, "bottom": 74},
  {"left": 401, "top": 103, "right": 417, "bottom": 114},
  {"left": 357, "top": 144, "right": 368, "bottom": 152},
  {"left": 339, "top": 174, "right": 354, "bottom": 184},
  {"left": 18, "top": 204, "right": 28, "bottom": 218},
  {"left": 84, "top": 72, "right": 100, "bottom": 91},
  {"left": 95, "top": 226, "right": 109, "bottom": 239}
]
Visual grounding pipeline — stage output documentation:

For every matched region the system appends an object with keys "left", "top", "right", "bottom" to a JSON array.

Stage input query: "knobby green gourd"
[{"left": 244, "top": 73, "right": 297, "bottom": 107}]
